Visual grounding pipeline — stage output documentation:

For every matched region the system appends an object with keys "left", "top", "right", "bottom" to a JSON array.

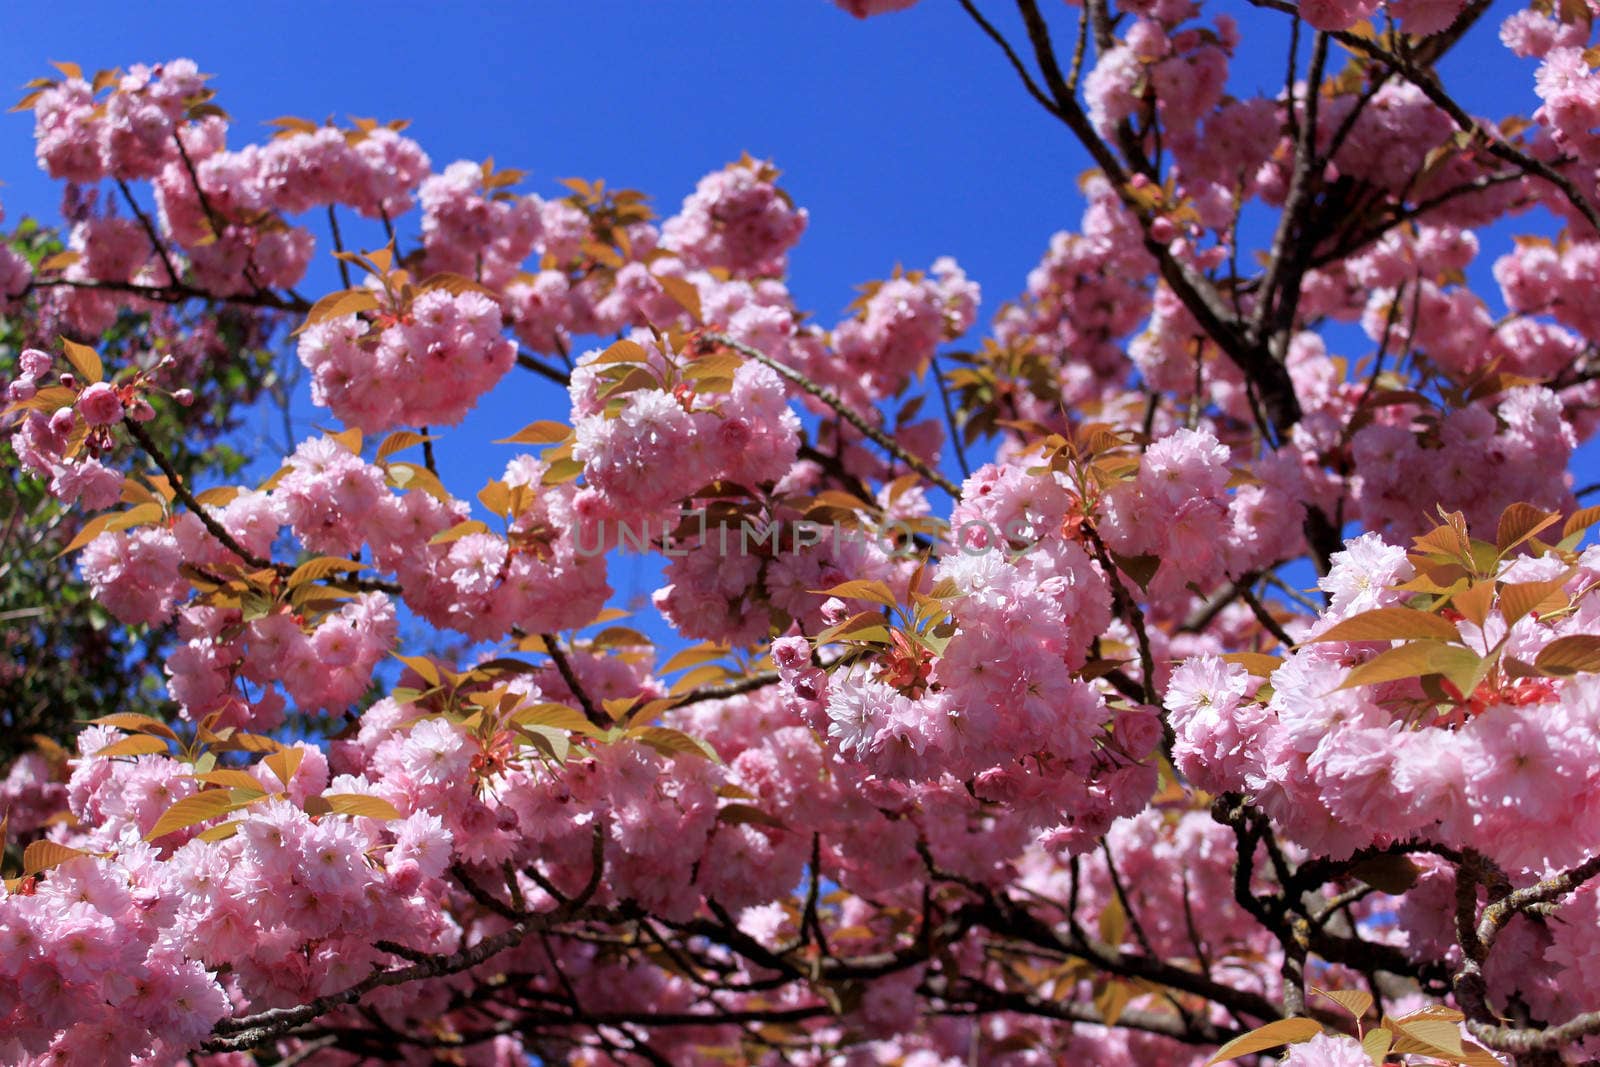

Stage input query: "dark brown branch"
[{"left": 540, "top": 632, "right": 610, "bottom": 727}]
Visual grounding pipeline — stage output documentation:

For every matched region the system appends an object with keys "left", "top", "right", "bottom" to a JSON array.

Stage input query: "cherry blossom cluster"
[{"left": 296, "top": 283, "right": 515, "bottom": 432}]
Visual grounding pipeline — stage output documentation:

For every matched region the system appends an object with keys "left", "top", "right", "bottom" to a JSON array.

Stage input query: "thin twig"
[
  {"left": 705, "top": 333, "right": 961, "bottom": 497},
  {"left": 116, "top": 179, "right": 179, "bottom": 286}
]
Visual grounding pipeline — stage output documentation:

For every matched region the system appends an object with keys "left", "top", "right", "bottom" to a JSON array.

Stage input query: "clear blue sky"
[{"left": 1, "top": 0, "right": 1581, "bottom": 624}]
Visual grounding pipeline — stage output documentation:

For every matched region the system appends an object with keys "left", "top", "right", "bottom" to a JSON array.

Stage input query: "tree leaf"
[
  {"left": 386, "top": 462, "right": 451, "bottom": 501},
  {"left": 264, "top": 747, "right": 304, "bottom": 789},
  {"left": 1496, "top": 502, "right": 1558, "bottom": 555},
  {"left": 1311, "top": 987, "right": 1373, "bottom": 1020},
  {"left": 1339, "top": 641, "right": 1480, "bottom": 690},
  {"left": 54, "top": 512, "right": 116, "bottom": 557},
  {"left": 1311, "top": 607, "right": 1460, "bottom": 644},
  {"left": 659, "top": 643, "right": 730, "bottom": 675},
  {"left": 512, "top": 703, "right": 599, "bottom": 735},
  {"left": 94, "top": 735, "right": 171, "bottom": 758},
  {"left": 1499, "top": 573, "right": 1572, "bottom": 628},
  {"left": 1450, "top": 579, "right": 1496, "bottom": 630},
  {"left": 589, "top": 625, "right": 652, "bottom": 649},
  {"left": 192, "top": 769, "right": 268, "bottom": 792},
  {"left": 1563, "top": 504, "right": 1600, "bottom": 542},
  {"left": 23, "top": 840, "right": 88, "bottom": 876},
  {"left": 814, "top": 579, "right": 898, "bottom": 608},
  {"left": 292, "top": 288, "right": 380, "bottom": 336},
  {"left": 670, "top": 663, "right": 733, "bottom": 694},
  {"left": 592, "top": 338, "right": 650, "bottom": 365},
  {"left": 1110, "top": 551, "right": 1161, "bottom": 591},
  {"left": 89, "top": 712, "right": 179, "bottom": 741},
  {"left": 193, "top": 486, "right": 241, "bottom": 508},
  {"left": 630, "top": 725, "right": 720, "bottom": 761},
  {"left": 1204, "top": 1018, "right": 1323, "bottom": 1064},
  {"left": 1361, "top": 1027, "right": 1392, "bottom": 1064},
  {"left": 418, "top": 272, "right": 498, "bottom": 299},
  {"left": 1535, "top": 634, "right": 1600, "bottom": 676},
  {"left": 394, "top": 654, "right": 442, "bottom": 687},
  {"left": 322, "top": 794, "right": 402, "bottom": 820},
  {"left": 494, "top": 420, "right": 570, "bottom": 445},
  {"left": 375, "top": 431, "right": 437, "bottom": 462},
  {"left": 287, "top": 556, "right": 367, "bottom": 588},
  {"left": 516, "top": 724, "right": 571, "bottom": 763},
  {"left": 1094, "top": 979, "right": 1134, "bottom": 1029},
  {"left": 656, "top": 274, "right": 703, "bottom": 323},
  {"left": 60, "top": 337, "right": 103, "bottom": 384},
  {"left": 684, "top": 352, "right": 743, "bottom": 382},
  {"left": 145, "top": 790, "right": 241, "bottom": 840},
  {"left": 1220, "top": 652, "right": 1281, "bottom": 677},
  {"left": 428, "top": 520, "right": 491, "bottom": 545},
  {"left": 213, "top": 731, "right": 282, "bottom": 754},
  {"left": 1098, "top": 896, "right": 1126, "bottom": 947},
  {"left": 103, "top": 501, "right": 166, "bottom": 534},
  {"left": 1390, "top": 1016, "right": 1465, "bottom": 1058}
]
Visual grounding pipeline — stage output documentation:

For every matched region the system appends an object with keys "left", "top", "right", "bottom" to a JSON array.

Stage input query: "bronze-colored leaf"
[
  {"left": 494, "top": 420, "right": 570, "bottom": 446},
  {"left": 1535, "top": 634, "right": 1600, "bottom": 676},
  {"left": 60, "top": 338, "right": 104, "bottom": 384},
  {"left": 1496, "top": 502, "right": 1558, "bottom": 555},
  {"left": 22, "top": 840, "right": 88, "bottom": 876},
  {"left": 145, "top": 790, "right": 241, "bottom": 841},
  {"left": 1310, "top": 607, "right": 1460, "bottom": 644},
  {"left": 655, "top": 274, "right": 703, "bottom": 323},
  {"left": 1204, "top": 1018, "right": 1323, "bottom": 1064},
  {"left": 94, "top": 735, "right": 171, "bottom": 758},
  {"left": 322, "top": 794, "right": 402, "bottom": 820}
]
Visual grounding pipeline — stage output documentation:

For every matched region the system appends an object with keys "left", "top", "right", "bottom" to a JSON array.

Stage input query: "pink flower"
[{"left": 75, "top": 382, "right": 123, "bottom": 425}]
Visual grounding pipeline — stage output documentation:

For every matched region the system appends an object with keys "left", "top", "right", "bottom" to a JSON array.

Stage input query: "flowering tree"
[{"left": 7, "top": 0, "right": 1600, "bottom": 1063}]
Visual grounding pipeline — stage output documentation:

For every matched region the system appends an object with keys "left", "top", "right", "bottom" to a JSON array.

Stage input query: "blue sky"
[{"left": 1, "top": 1, "right": 1581, "bottom": 625}]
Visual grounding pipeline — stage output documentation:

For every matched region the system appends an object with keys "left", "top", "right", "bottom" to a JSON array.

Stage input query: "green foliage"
[{"left": 0, "top": 220, "right": 278, "bottom": 766}]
